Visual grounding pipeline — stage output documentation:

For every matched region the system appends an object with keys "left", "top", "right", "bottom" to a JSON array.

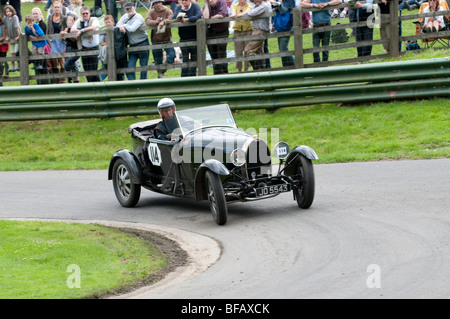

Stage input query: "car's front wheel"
[
  {"left": 112, "top": 158, "right": 141, "bottom": 207},
  {"left": 205, "top": 170, "right": 228, "bottom": 225},
  {"left": 293, "top": 155, "right": 315, "bottom": 209}
]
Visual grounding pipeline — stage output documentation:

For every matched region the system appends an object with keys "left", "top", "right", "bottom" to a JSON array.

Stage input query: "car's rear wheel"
[
  {"left": 293, "top": 155, "right": 315, "bottom": 209},
  {"left": 112, "top": 158, "right": 141, "bottom": 207},
  {"left": 205, "top": 170, "right": 228, "bottom": 225}
]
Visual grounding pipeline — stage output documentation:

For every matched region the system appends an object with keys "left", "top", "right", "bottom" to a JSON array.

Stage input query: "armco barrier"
[{"left": 0, "top": 57, "right": 449, "bottom": 121}]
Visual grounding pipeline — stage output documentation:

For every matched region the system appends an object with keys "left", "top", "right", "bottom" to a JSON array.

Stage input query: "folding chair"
[{"left": 415, "top": 0, "right": 450, "bottom": 48}]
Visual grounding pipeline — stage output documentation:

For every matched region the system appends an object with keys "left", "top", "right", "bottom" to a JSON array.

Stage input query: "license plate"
[{"left": 256, "top": 184, "right": 291, "bottom": 197}]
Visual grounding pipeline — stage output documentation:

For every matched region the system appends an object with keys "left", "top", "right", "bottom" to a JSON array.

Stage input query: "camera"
[
  {"left": 347, "top": 0, "right": 357, "bottom": 7},
  {"left": 271, "top": 1, "right": 281, "bottom": 8}
]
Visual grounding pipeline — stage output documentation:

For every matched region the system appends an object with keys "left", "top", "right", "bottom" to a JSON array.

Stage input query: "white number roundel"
[{"left": 148, "top": 143, "right": 162, "bottom": 166}]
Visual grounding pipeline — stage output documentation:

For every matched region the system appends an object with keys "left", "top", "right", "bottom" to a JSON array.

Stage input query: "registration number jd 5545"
[{"left": 256, "top": 184, "right": 290, "bottom": 197}]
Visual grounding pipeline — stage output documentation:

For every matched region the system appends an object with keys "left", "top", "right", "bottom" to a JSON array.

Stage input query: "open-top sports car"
[{"left": 108, "top": 103, "right": 318, "bottom": 225}]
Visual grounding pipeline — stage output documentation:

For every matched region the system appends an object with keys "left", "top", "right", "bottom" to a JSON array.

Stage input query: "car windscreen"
[{"left": 176, "top": 104, "right": 237, "bottom": 136}]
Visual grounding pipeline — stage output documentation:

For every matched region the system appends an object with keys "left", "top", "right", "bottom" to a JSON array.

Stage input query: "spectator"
[
  {"left": 203, "top": 0, "right": 229, "bottom": 74},
  {"left": 32, "top": 7, "right": 47, "bottom": 34},
  {"left": 62, "top": 12, "right": 81, "bottom": 83},
  {"left": 347, "top": 0, "right": 374, "bottom": 57},
  {"left": 32, "top": 7, "right": 51, "bottom": 84},
  {"left": 69, "top": 0, "right": 83, "bottom": 19},
  {"left": 109, "top": 0, "right": 125, "bottom": 24},
  {"left": 117, "top": 2, "right": 149, "bottom": 80},
  {"left": 0, "top": 16, "right": 9, "bottom": 80},
  {"left": 98, "top": 14, "right": 119, "bottom": 80},
  {"left": 243, "top": 0, "right": 270, "bottom": 71},
  {"left": 301, "top": 0, "right": 342, "bottom": 63},
  {"left": 423, "top": 0, "right": 445, "bottom": 33},
  {"left": 302, "top": 9, "right": 313, "bottom": 29},
  {"left": 164, "top": 0, "right": 180, "bottom": 12},
  {"left": 173, "top": 0, "right": 202, "bottom": 77},
  {"left": 47, "top": 0, "right": 70, "bottom": 16},
  {"left": 230, "top": 0, "right": 252, "bottom": 72},
  {"left": 401, "top": 0, "right": 426, "bottom": 10},
  {"left": 378, "top": 0, "right": 391, "bottom": 53},
  {"left": 94, "top": 0, "right": 110, "bottom": 15},
  {"left": 45, "top": 0, "right": 70, "bottom": 12},
  {"left": 145, "top": 0, "right": 175, "bottom": 79},
  {"left": 46, "top": 0, "right": 67, "bottom": 83},
  {"left": 340, "top": 7, "right": 348, "bottom": 18},
  {"left": 72, "top": 5, "right": 101, "bottom": 82},
  {"left": 9, "top": 0, "right": 21, "bottom": 23},
  {"left": 24, "top": 14, "right": 47, "bottom": 71},
  {"left": 0, "top": 2, "right": 5, "bottom": 24},
  {"left": 271, "top": 0, "right": 295, "bottom": 67},
  {"left": 99, "top": 14, "right": 113, "bottom": 69},
  {"left": 3, "top": 5, "right": 20, "bottom": 72},
  {"left": 263, "top": 0, "right": 271, "bottom": 69},
  {"left": 398, "top": 0, "right": 414, "bottom": 10}
]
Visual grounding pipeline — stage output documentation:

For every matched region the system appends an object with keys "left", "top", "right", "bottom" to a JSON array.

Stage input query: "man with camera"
[{"left": 271, "top": 0, "right": 295, "bottom": 67}]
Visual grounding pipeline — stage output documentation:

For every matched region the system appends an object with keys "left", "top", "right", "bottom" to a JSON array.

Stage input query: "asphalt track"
[{"left": 1, "top": 159, "right": 449, "bottom": 298}]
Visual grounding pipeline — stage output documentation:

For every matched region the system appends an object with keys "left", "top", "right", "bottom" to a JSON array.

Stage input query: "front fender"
[
  {"left": 194, "top": 159, "right": 230, "bottom": 201},
  {"left": 108, "top": 149, "right": 143, "bottom": 184},
  {"left": 286, "top": 145, "right": 319, "bottom": 162},
  {"left": 198, "top": 159, "right": 231, "bottom": 176},
  {"left": 283, "top": 145, "right": 318, "bottom": 177}
]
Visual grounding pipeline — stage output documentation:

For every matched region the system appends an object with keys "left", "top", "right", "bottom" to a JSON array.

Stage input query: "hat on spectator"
[
  {"left": 151, "top": 0, "right": 164, "bottom": 4},
  {"left": 124, "top": 1, "right": 135, "bottom": 8}
]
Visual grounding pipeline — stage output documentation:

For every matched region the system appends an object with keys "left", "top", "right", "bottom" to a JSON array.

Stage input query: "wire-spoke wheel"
[
  {"left": 205, "top": 170, "right": 228, "bottom": 225},
  {"left": 112, "top": 158, "right": 141, "bottom": 207}
]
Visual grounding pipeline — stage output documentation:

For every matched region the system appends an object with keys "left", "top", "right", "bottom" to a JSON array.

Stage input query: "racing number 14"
[{"left": 148, "top": 143, "right": 162, "bottom": 166}]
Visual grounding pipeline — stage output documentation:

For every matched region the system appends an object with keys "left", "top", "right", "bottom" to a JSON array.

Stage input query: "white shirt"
[
  {"left": 78, "top": 17, "right": 100, "bottom": 48},
  {"left": 423, "top": 6, "right": 445, "bottom": 29}
]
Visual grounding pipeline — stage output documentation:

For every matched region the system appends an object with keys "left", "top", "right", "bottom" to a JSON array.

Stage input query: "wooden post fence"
[{"left": 1, "top": 0, "right": 449, "bottom": 86}]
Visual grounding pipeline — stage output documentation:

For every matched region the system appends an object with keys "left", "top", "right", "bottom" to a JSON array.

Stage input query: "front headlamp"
[
  {"left": 274, "top": 141, "right": 290, "bottom": 160},
  {"left": 230, "top": 148, "right": 246, "bottom": 167}
]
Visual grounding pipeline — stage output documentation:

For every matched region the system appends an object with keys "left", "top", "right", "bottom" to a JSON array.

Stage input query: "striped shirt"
[{"left": 247, "top": 1, "right": 270, "bottom": 32}]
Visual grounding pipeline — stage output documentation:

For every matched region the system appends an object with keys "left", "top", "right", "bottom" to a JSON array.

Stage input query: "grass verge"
[
  {"left": 0, "top": 98, "right": 448, "bottom": 171},
  {"left": 0, "top": 220, "right": 180, "bottom": 299}
]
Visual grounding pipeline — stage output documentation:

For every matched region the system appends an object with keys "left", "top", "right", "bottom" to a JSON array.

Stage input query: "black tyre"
[
  {"left": 293, "top": 155, "right": 315, "bottom": 209},
  {"left": 205, "top": 170, "right": 228, "bottom": 225},
  {"left": 112, "top": 158, "right": 141, "bottom": 207}
]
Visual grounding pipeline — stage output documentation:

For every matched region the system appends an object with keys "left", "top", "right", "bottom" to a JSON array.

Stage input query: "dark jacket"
[
  {"left": 173, "top": 2, "right": 202, "bottom": 40},
  {"left": 114, "top": 27, "right": 128, "bottom": 61}
]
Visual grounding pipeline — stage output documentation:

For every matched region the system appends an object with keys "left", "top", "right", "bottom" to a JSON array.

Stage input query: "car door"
[{"left": 146, "top": 138, "right": 190, "bottom": 197}]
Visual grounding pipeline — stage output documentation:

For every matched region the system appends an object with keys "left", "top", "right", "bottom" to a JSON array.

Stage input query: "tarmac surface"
[{"left": 1, "top": 159, "right": 449, "bottom": 298}]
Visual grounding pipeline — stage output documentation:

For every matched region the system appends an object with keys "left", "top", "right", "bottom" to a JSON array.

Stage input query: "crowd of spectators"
[{"left": 0, "top": 0, "right": 447, "bottom": 84}]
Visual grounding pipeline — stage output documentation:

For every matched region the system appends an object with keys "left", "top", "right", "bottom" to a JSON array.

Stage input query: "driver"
[{"left": 154, "top": 98, "right": 180, "bottom": 141}]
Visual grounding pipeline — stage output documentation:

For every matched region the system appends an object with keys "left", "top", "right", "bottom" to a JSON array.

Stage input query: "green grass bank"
[
  {"left": 0, "top": 220, "right": 181, "bottom": 299},
  {"left": 1, "top": 98, "right": 449, "bottom": 171}
]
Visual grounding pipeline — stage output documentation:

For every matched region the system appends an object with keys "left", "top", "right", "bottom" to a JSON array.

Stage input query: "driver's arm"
[{"left": 154, "top": 123, "right": 169, "bottom": 140}]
